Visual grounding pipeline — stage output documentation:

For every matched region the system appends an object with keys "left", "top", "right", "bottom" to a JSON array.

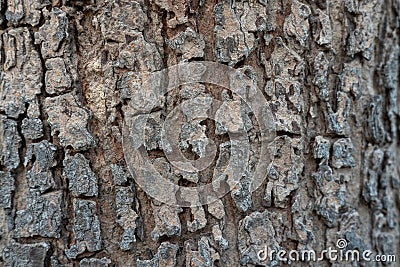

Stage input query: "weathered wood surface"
[{"left": 0, "top": 0, "right": 399, "bottom": 266}]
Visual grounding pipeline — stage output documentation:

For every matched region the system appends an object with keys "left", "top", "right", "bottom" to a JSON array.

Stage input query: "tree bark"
[{"left": 0, "top": 0, "right": 399, "bottom": 266}]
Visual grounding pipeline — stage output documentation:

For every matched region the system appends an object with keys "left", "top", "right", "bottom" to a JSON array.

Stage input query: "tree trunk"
[{"left": 0, "top": 0, "right": 399, "bottom": 266}]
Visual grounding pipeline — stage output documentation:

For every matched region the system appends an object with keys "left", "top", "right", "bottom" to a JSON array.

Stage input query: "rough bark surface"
[{"left": 0, "top": 0, "right": 399, "bottom": 266}]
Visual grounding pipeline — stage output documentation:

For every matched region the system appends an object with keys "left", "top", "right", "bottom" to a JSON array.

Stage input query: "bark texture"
[{"left": 0, "top": 0, "right": 399, "bottom": 266}]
